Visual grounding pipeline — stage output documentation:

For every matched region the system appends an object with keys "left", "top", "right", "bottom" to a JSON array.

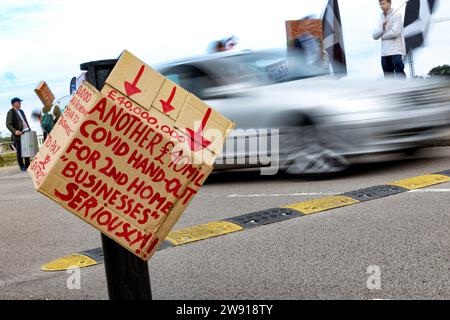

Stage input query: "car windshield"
[
  {"left": 235, "top": 49, "right": 330, "bottom": 84},
  {"left": 160, "top": 49, "right": 330, "bottom": 99},
  {"left": 217, "top": 51, "right": 291, "bottom": 85}
]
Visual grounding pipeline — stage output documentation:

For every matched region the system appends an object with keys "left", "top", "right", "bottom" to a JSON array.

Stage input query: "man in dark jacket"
[{"left": 6, "top": 97, "right": 31, "bottom": 171}]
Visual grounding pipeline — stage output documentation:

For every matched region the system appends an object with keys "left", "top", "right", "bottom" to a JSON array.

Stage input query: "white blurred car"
[
  {"left": 156, "top": 49, "right": 450, "bottom": 174},
  {"left": 62, "top": 49, "right": 450, "bottom": 174}
]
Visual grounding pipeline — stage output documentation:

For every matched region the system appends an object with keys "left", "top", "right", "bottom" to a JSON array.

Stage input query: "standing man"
[
  {"left": 6, "top": 97, "right": 31, "bottom": 171},
  {"left": 373, "top": 0, "right": 407, "bottom": 78}
]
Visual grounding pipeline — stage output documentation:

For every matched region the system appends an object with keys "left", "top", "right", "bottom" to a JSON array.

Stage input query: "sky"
[{"left": 1, "top": 0, "right": 449, "bottom": 136}]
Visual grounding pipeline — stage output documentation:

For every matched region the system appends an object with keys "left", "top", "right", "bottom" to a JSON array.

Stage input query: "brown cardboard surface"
[
  {"left": 147, "top": 107, "right": 217, "bottom": 167},
  {"left": 34, "top": 81, "right": 56, "bottom": 108},
  {"left": 105, "top": 50, "right": 165, "bottom": 110},
  {"left": 29, "top": 81, "right": 99, "bottom": 188},
  {"left": 102, "top": 83, "right": 218, "bottom": 167},
  {"left": 153, "top": 79, "right": 189, "bottom": 121},
  {"left": 175, "top": 94, "right": 235, "bottom": 155},
  {"left": 29, "top": 51, "right": 234, "bottom": 261}
]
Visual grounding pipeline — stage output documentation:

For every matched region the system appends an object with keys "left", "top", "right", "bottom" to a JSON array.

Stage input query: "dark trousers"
[
  {"left": 381, "top": 55, "right": 406, "bottom": 78},
  {"left": 14, "top": 139, "right": 30, "bottom": 170}
]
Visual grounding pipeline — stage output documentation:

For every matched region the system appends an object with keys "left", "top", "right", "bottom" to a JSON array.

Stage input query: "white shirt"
[
  {"left": 15, "top": 109, "right": 30, "bottom": 132},
  {"left": 373, "top": 9, "right": 406, "bottom": 57}
]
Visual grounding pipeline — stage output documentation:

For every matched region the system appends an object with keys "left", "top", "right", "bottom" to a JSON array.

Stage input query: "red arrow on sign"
[
  {"left": 124, "top": 64, "right": 144, "bottom": 97},
  {"left": 159, "top": 86, "right": 176, "bottom": 114},
  {"left": 185, "top": 108, "right": 212, "bottom": 152},
  {"left": 39, "top": 154, "right": 51, "bottom": 170}
]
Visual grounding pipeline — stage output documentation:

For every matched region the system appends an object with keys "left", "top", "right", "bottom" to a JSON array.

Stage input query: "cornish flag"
[
  {"left": 404, "top": 0, "right": 438, "bottom": 53},
  {"left": 322, "top": 0, "right": 347, "bottom": 75}
]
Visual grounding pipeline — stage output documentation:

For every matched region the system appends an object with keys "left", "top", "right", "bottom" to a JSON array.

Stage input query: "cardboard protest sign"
[
  {"left": 35, "top": 81, "right": 55, "bottom": 108},
  {"left": 285, "top": 19, "right": 323, "bottom": 48},
  {"left": 29, "top": 50, "right": 235, "bottom": 261}
]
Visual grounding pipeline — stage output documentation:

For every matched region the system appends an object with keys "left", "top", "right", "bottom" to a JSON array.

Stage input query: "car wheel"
[{"left": 281, "top": 125, "right": 350, "bottom": 174}]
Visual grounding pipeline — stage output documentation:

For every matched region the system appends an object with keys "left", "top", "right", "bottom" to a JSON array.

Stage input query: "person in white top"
[{"left": 373, "top": 0, "right": 407, "bottom": 78}]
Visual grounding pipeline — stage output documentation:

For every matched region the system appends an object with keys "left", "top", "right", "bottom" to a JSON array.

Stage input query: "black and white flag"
[
  {"left": 404, "top": 0, "right": 438, "bottom": 53},
  {"left": 322, "top": 0, "right": 347, "bottom": 75}
]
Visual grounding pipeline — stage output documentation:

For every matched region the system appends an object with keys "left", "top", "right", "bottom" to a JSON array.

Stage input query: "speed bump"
[
  {"left": 41, "top": 254, "right": 98, "bottom": 272},
  {"left": 225, "top": 208, "right": 303, "bottom": 229},
  {"left": 42, "top": 168, "right": 450, "bottom": 272},
  {"left": 389, "top": 174, "right": 450, "bottom": 190},
  {"left": 79, "top": 247, "right": 104, "bottom": 263},
  {"left": 342, "top": 185, "right": 407, "bottom": 202},
  {"left": 283, "top": 196, "right": 359, "bottom": 215},
  {"left": 166, "top": 221, "right": 243, "bottom": 246},
  {"left": 436, "top": 170, "right": 450, "bottom": 177}
]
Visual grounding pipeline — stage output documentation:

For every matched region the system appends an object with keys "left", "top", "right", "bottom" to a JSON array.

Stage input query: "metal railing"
[{"left": 0, "top": 135, "right": 44, "bottom": 154}]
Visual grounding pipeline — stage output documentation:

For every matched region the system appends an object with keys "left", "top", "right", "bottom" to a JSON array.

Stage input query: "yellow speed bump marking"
[
  {"left": 389, "top": 174, "right": 450, "bottom": 190},
  {"left": 166, "top": 221, "right": 243, "bottom": 246},
  {"left": 283, "top": 196, "right": 360, "bottom": 215},
  {"left": 41, "top": 254, "right": 97, "bottom": 272}
]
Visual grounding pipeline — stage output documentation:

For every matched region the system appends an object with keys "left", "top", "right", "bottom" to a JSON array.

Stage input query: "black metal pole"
[
  {"left": 100, "top": 234, "right": 152, "bottom": 300},
  {"left": 80, "top": 59, "right": 152, "bottom": 300}
]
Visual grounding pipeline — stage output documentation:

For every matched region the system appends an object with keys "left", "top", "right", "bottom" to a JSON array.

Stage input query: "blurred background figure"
[
  {"left": 208, "top": 35, "right": 238, "bottom": 53},
  {"left": 208, "top": 40, "right": 225, "bottom": 53},
  {"left": 30, "top": 110, "right": 41, "bottom": 123},
  {"left": 294, "top": 32, "right": 323, "bottom": 67},
  {"left": 286, "top": 15, "right": 331, "bottom": 77},
  {"left": 223, "top": 35, "right": 238, "bottom": 51},
  {"left": 31, "top": 104, "right": 61, "bottom": 141},
  {"left": 41, "top": 104, "right": 61, "bottom": 141}
]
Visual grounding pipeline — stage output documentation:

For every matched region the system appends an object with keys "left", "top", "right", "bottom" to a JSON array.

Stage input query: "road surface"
[{"left": 0, "top": 147, "right": 449, "bottom": 300}]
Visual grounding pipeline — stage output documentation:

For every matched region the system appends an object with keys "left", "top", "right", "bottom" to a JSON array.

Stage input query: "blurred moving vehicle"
[
  {"left": 62, "top": 49, "right": 450, "bottom": 174},
  {"left": 155, "top": 49, "right": 450, "bottom": 174}
]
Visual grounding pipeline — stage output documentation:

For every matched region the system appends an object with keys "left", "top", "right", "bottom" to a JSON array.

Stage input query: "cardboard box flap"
[
  {"left": 175, "top": 94, "right": 235, "bottom": 154},
  {"left": 105, "top": 50, "right": 165, "bottom": 110},
  {"left": 152, "top": 79, "right": 189, "bottom": 121},
  {"left": 30, "top": 50, "right": 235, "bottom": 261}
]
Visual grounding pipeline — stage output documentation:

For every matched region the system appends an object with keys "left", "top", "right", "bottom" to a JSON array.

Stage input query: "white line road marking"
[
  {"left": 409, "top": 189, "right": 450, "bottom": 193},
  {"left": 228, "top": 193, "right": 339, "bottom": 198},
  {"left": 227, "top": 189, "right": 450, "bottom": 198}
]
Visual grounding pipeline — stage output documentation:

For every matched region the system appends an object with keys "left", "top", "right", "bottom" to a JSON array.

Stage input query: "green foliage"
[
  {"left": 0, "top": 152, "right": 16, "bottom": 167},
  {"left": 0, "top": 136, "right": 11, "bottom": 143},
  {"left": 428, "top": 64, "right": 450, "bottom": 77}
]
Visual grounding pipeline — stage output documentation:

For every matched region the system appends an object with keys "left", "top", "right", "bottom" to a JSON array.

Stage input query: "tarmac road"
[{"left": 0, "top": 147, "right": 449, "bottom": 300}]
